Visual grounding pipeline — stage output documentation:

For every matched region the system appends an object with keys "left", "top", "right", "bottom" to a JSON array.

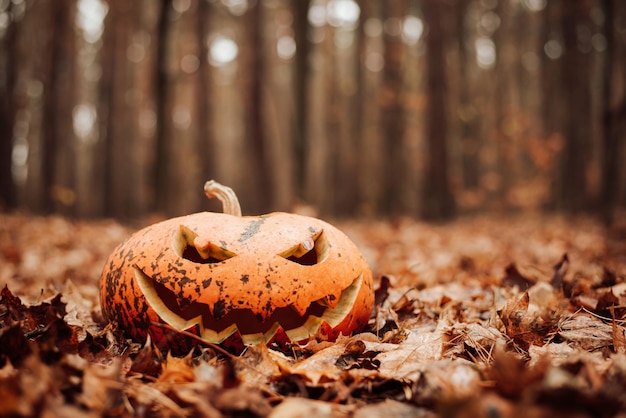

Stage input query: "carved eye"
[
  {"left": 279, "top": 230, "right": 330, "bottom": 266},
  {"left": 173, "top": 225, "right": 236, "bottom": 264}
]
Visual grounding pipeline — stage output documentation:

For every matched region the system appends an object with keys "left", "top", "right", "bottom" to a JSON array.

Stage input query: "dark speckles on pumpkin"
[
  {"left": 265, "top": 279, "right": 272, "bottom": 289},
  {"left": 179, "top": 276, "right": 192, "bottom": 286},
  {"left": 202, "top": 278, "right": 212, "bottom": 288},
  {"left": 240, "top": 274, "right": 249, "bottom": 284}
]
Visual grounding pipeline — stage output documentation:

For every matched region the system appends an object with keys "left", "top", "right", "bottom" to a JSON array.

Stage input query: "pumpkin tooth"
[
  {"left": 284, "top": 316, "right": 324, "bottom": 342},
  {"left": 198, "top": 323, "right": 238, "bottom": 344},
  {"left": 241, "top": 322, "right": 281, "bottom": 345}
]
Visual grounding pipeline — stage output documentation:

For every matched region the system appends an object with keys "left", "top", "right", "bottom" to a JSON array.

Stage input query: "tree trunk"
[
  {"left": 292, "top": 0, "right": 311, "bottom": 194},
  {"left": 555, "top": 0, "right": 591, "bottom": 213},
  {"left": 154, "top": 0, "right": 172, "bottom": 214},
  {"left": 0, "top": 2, "right": 17, "bottom": 209},
  {"left": 38, "top": 1, "right": 76, "bottom": 215},
  {"left": 379, "top": 0, "right": 409, "bottom": 214},
  {"left": 247, "top": 1, "right": 271, "bottom": 213},
  {"left": 456, "top": 0, "right": 480, "bottom": 191},
  {"left": 421, "top": 0, "right": 455, "bottom": 220},
  {"left": 600, "top": 0, "right": 626, "bottom": 223}
]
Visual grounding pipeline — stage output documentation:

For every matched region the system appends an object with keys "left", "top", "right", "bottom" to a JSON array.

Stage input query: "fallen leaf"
[
  {"left": 270, "top": 397, "right": 352, "bottom": 418},
  {"left": 558, "top": 314, "right": 613, "bottom": 350}
]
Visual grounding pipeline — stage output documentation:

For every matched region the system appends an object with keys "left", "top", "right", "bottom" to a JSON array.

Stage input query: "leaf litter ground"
[{"left": 1, "top": 213, "right": 626, "bottom": 417}]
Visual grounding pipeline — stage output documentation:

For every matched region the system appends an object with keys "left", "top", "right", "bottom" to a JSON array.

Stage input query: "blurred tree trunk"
[
  {"left": 0, "top": 2, "right": 17, "bottom": 209},
  {"left": 154, "top": 0, "right": 172, "bottom": 214},
  {"left": 196, "top": 0, "right": 215, "bottom": 199},
  {"left": 554, "top": 0, "right": 591, "bottom": 213},
  {"left": 292, "top": 0, "right": 311, "bottom": 194},
  {"left": 47, "top": 1, "right": 76, "bottom": 215},
  {"left": 379, "top": 0, "right": 409, "bottom": 214},
  {"left": 492, "top": 0, "right": 518, "bottom": 208},
  {"left": 159, "top": 1, "right": 205, "bottom": 216},
  {"left": 600, "top": 0, "right": 626, "bottom": 223},
  {"left": 357, "top": 0, "right": 384, "bottom": 216},
  {"left": 304, "top": 22, "right": 333, "bottom": 213},
  {"left": 259, "top": 0, "right": 297, "bottom": 212},
  {"left": 246, "top": 1, "right": 271, "bottom": 212},
  {"left": 17, "top": 0, "right": 76, "bottom": 215},
  {"left": 540, "top": 1, "right": 565, "bottom": 208},
  {"left": 100, "top": 0, "right": 161, "bottom": 218},
  {"left": 421, "top": 0, "right": 455, "bottom": 220},
  {"left": 456, "top": 0, "right": 479, "bottom": 191},
  {"left": 331, "top": 23, "right": 361, "bottom": 215}
]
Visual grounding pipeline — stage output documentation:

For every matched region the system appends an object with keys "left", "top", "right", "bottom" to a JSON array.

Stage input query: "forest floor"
[{"left": 2, "top": 212, "right": 626, "bottom": 417}]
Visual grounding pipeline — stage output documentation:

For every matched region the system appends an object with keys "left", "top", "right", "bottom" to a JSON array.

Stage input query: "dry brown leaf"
[
  {"left": 354, "top": 399, "right": 435, "bottom": 418},
  {"left": 612, "top": 322, "right": 626, "bottom": 354},
  {"left": 499, "top": 291, "right": 559, "bottom": 350},
  {"left": 270, "top": 397, "right": 353, "bottom": 418},
  {"left": 80, "top": 358, "right": 125, "bottom": 413},
  {"left": 212, "top": 387, "right": 272, "bottom": 416},
  {"left": 444, "top": 322, "right": 506, "bottom": 363},
  {"left": 126, "top": 378, "right": 190, "bottom": 417},
  {"left": 411, "top": 359, "right": 482, "bottom": 405},
  {"left": 373, "top": 327, "right": 443, "bottom": 381},
  {"left": 61, "top": 279, "right": 100, "bottom": 340},
  {"left": 558, "top": 314, "right": 613, "bottom": 350},
  {"left": 236, "top": 343, "right": 285, "bottom": 387},
  {"left": 285, "top": 343, "right": 347, "bottom": 385},
  {"left": 156, "top": 353, "right": 196, "bottom": 385}
]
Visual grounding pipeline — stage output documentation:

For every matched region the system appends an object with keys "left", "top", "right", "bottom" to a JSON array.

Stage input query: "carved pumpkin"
[{"left": 100, "top": 180, "right": 374, "bottom": 353}]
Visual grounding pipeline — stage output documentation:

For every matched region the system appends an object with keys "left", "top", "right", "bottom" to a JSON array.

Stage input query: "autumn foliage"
[{"left": 1, "top": 213, "right": 626, "bottom": 417}]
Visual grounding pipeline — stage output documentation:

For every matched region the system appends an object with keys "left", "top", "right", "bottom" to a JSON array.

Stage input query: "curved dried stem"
[{"left": 204, "top": 180, "right": 242, "bottom": 217}]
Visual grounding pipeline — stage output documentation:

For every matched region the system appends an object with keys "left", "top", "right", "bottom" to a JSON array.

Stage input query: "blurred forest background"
[{"left": 0, "top": 0, "right": 625, "bottom": 222}]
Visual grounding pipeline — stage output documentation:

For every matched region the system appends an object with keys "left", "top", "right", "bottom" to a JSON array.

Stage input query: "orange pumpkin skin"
[{"left": 100, "top": 211, "right": 373, "bottom": 354}]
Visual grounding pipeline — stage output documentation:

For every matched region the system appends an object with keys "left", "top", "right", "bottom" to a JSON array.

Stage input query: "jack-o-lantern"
[{"left": 100, "top": 180, "right": 374, "bottom": 353}]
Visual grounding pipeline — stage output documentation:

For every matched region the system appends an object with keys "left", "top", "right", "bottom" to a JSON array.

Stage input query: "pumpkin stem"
[{"left": 204, "top": 180, "right": 242, "bottom": 216}]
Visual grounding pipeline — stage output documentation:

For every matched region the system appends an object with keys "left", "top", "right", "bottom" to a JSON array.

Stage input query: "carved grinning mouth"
[{"left": 134, "top": 266, "right": 363, "bottom": 345}]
